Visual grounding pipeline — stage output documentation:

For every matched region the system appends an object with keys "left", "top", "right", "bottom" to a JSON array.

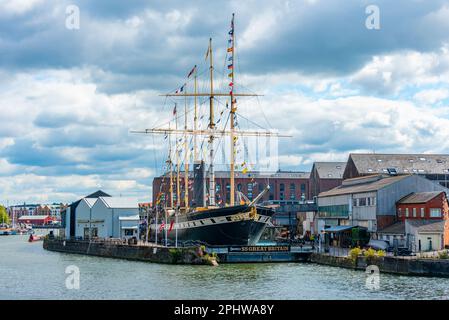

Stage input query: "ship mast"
[
  {"left": 193, "top": 68, "right": 198, "bottom": 162},
  {"left": 132, "top": 15, "right": 291, "bottom": 209},
  {"left": 168, "top": 124, "right": 174, "bottom": 208},
  {"left": 175, "top": 105, "right": 181, "bottom": 208},
  {"left": 184, "top": 93, "right": 189, "bottom": 211},
  {"left": 208, "top": 38, "right": 215, "bottom": 207},
  {"left": 229, "top": 13, "right": 236, "bottom": 206}
]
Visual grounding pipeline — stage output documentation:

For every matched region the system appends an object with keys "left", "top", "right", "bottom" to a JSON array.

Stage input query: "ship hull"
[{"left": 151, "top": 205, "right": 274, "bottom": 246}]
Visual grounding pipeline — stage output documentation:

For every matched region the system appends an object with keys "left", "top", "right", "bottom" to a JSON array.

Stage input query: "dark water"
[{"left": 1, "top": 235, "right": 449, "bottom": 300}]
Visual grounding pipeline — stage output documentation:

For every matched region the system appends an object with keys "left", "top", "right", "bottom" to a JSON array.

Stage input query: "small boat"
[
  {"left": 0, "top": 228, "right": 13, "bottom": 236},
  {"left": 28, "top": 234, "right": 43, "bottom": 242}
]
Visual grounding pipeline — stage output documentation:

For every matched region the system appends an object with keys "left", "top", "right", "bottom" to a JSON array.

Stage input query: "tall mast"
[
  {"left": 193, "top": 69, "right": 198, "bottom": 162},
  {"left": 175, "top": 107, "right": 181, "bottom": 207},
  {"left": 208, "top": 38, "right": 216, "bottom": 206},
  {"left": 184, "top": 92, "right": 189, "bottom": 211},
  {"left": 229, "top": 13, "right": 236, "bottom": 206},
  {"left": 168, "top": 123, "right": 174, "bottom": 208}
]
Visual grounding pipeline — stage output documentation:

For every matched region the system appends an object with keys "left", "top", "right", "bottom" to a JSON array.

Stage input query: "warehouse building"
[
  {"left": 309, "top": 162, "right": 346, "bottom": 199},
  {"left": 317, "top": 174, "right": 449, "bottom": 233},
  {"left": 343, "top": 153, "right": 449, "bottom": 188},
  {"left": 63, "top": 190, "right": 140, "bottom": 240}
]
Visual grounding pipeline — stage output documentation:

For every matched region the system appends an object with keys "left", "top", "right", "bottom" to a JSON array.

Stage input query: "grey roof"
[
  {"left": 398, "top": 191, "right": 443, "bottom": 204},
  {"left": 98, "top": 197, "right": 139, "bottom": 209},
  {"left": 313, "top": 162, "right": 346, "bottom": 179},
  {"left": 86, "top": 190, "right": 111, "bottom": 198},
  {"left": 349, "top": 153, "right": 449, "bottom": 175},
  {"left": 407, "top": 220, "right": 446, "bottom": 233},
  {"left": 378, "top": 222, "right": 405, "bottom": 234},
  {"left": 319, "top": 174, "right": 409, "bottom": 197}
]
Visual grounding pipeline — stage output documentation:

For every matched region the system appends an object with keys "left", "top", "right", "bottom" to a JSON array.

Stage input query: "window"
[
  {"left": 353, "top": 198, "right": 358, "bottom": 207},
  {"left": 398, "top": 208, "right": 402, "bottom": 217},
  {"left": 405, "top": 208, "right": 409, "bottom": 217},
  {"left": 124, "top": 229, "right": 134, "bottom": 236},
  {"left": 300, "top": 183, "right": 306, "bottom": 194},
  {"left": 247, "top": 183, "right": 253, "bottom": 200},
  {"left": 280, "top": 183, "right": 285, "bottom": 192},
  {"left": 359, "top": 198, "right": 367, "bottom": 206},
  {"left": 420, "top": 208, "right": 425, "bottom": 218},
  {"left": 367, "top": 197, "right": 371, "bottom": 206},
  {"left": 430, "top": 208, "right": 442, "bottom": 218},
  {"left": 290, "top": 183, "right": 296, "bottom": 200},
  {"left": 413, "top": 208, "right": 417, "bottom": 217}
]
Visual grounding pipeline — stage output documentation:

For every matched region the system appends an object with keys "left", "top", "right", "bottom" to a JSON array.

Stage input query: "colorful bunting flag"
[{"left": 187, "top": 65, "right": 196, "bottom": 78}]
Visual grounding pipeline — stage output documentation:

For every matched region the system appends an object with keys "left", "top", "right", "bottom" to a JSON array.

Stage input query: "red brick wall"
[
  {"left": 377, "top": 215, "right": 397, "bottom": 230},
  {"left": 397, "top": 192, "right": 449, "bottom": 221}
]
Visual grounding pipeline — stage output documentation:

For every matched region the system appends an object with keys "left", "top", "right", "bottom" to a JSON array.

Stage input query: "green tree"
[{"left": 0, "top": 205, "right": 10, "bottom": 225}]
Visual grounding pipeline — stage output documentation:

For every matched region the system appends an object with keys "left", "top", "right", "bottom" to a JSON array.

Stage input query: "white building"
[
  {"left": 317, "top": 174, "right": 448, "bottom": 233},
  {"left": 64, "top": 192, "right": 140, "bottom": 240}
]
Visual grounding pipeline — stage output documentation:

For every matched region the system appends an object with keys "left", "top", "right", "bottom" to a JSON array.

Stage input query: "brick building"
[
  {"left": 397, "top": 191, "right": 449, "bottom": 221},
  {"left": 309, "top": 162, "right": 346, "bottom": 199},
  {"left": 152, "top": 170, "right": 310, "bottom": 207}
]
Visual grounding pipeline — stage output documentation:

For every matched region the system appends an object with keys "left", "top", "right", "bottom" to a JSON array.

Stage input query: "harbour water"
[{"left": 1, "top": 235, "right": 449, "bottom": 300}]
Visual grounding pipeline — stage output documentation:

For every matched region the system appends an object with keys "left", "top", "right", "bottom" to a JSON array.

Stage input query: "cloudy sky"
[{"left": 1, "top": 0, "right": 449, "bottom": 204}]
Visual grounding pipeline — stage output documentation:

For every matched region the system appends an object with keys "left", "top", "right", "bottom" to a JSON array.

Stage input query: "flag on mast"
[{"left": 187, "top": 65, "right": 196, "bottom": 78}]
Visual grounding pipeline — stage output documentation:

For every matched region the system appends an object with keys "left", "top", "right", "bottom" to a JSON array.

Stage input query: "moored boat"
[{"left": 28, "top": 234, "right": 43, "bottom": 242}]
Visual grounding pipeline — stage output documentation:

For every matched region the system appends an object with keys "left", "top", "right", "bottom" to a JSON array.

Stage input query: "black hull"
[{"left": 152, "top": 205, "right": 274, "bottom": 246}]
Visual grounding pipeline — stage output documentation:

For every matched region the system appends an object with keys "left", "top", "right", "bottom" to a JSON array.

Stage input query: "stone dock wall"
[
  {"left": 43, "top": 238, "right": 215, "bottom": 265},
  {"left": 310, "top": 253, "right": 449, "bottom": 277}
]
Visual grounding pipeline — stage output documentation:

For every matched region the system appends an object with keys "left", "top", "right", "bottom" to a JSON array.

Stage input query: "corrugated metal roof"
[
  {"left": 314, "top": 162, "right": 346, "bottom": 179},
  {"left": 407, "top": 220, "right": 446, "bottom": 233},
  {"left": 99, "top": 197, "right": 139, "bottom": 209},
  {"left": 398, "top": 191, "right": 443, "bottom": 204},
  {"left": 119, "top": 215, "right": 140, "bottom": 220},
  {"left": 18, "top": 215, "right": 50, "bottom": 220},
  {"left": 318, "top": 175, "right": 409, "bottom": 197},
  {"left": 350, "top": 153, "right": 449, "bottom": 175},
  {"left": 378, "top": 222, "right": 405, "bottom": 234}
]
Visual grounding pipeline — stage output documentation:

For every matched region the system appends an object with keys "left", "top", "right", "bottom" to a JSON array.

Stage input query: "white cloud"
[
  {"left": 0, "top": 0, "right": 43, "bottom": 15},
  {"left": 350, "top": 47, "right": 449, "bottom": 95},
  {"left": 414, "top": 89, "right": 449, "bottom": 105}
]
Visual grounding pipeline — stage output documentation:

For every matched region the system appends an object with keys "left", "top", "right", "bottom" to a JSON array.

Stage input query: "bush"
[
  {"left": 364, "top": 248, "right": 376, "bottom": 258},
  {"left": 377, "top": 250, "right": 386, "bottom": 258},
  {"left": 439, "top": 251, "right": 449, "bottom": 259},
  {"left": 349, "top": 247, "right": 362, "bottom": 263}
]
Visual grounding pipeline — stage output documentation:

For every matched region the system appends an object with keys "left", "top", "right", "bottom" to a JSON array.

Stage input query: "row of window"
[
  {"left": 352, "top": 197, "right": 376, "bottom": 207},
  {"left": 398, "top": 207, "right": 442, "bottom": 218}
]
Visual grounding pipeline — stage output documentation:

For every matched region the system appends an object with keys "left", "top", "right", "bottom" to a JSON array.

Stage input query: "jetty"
[{"left": 43, "top": 237, "right": 313, "bottom": 264}]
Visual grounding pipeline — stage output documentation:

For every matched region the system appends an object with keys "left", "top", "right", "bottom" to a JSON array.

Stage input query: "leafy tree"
[{"left": 0, "top": 205, "right": 10, "bottom": 225}]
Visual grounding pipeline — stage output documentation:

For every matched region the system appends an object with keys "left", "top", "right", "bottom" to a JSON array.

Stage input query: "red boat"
[{"left": 28, "top": 234, "right": 43, "bottom": 242}]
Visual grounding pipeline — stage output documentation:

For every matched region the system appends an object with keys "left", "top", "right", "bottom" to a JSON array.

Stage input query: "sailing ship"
[{"left": 134, "top": 14, "right": 288, "bottom": 246}]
